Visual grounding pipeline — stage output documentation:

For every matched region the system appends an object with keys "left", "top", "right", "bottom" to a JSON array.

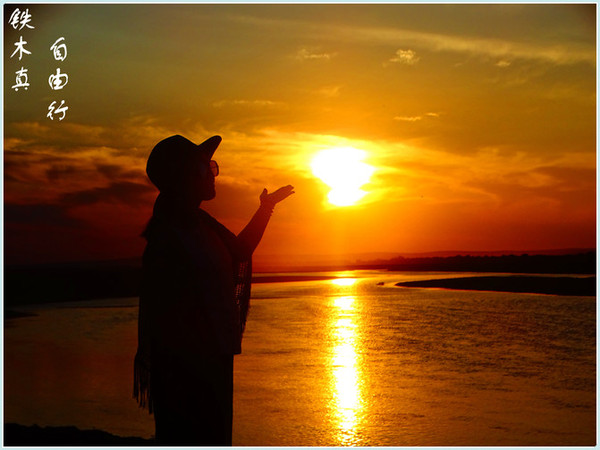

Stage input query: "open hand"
[{"left": 260, "top": 185, "right": 295, "bottom": 206}]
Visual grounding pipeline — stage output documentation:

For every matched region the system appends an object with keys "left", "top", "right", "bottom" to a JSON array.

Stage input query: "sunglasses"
[{"left": 209, "top": 160, "right": 219, "bottom": 177}]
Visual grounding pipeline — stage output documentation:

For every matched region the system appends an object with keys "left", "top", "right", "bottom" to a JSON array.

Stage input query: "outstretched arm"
[{"left": 237, "top": 185, "right": 294, "bottom": 257}]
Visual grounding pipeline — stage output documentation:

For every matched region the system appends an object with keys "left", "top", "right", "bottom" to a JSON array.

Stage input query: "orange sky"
[{"left": 3, "top": 4, "right": 597, "bottom": 266}]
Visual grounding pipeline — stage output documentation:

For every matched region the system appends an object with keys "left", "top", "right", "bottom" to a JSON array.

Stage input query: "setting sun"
[{"left": 311, "top": 147, "right": 375, "bottom": 207}]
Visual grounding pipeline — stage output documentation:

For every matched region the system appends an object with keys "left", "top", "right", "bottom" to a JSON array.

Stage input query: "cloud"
[
  {"left": 388, "top": 49, "right": 419, "bottom": 65},
  {"left": 317, "top": 85, "right": 342, "bottom": 97},
  {"left": 394, "top": 112, "right": 440, "bottom": 122},
  {"left": 4, "top": 137, "right": 34, "bottom": 151},
  {"left": 365, "top": 27, "right": 593, "bottom": 66},
  {"left": 394, "top": 116, "right": 422, "bottom": 122},
  {"left": 3, "top": 123, "right": 154, "bottom": 214},
  {"left": 295, "top": 47, "right": 336, "bottom": 61},
  {"left": 212, "top": 99, "right": 286, "bottom": 108},
  {"left": 368, "top": 140, "right": 596, "bottom": 212},
  {"left": 5, "top": 116, "right": 180, "bottom": 160},
  {"left": 230, "top": 14, "right": 595, "bottom": 67},
  {"left": 496, "top": 60, "right": 511, "bottom": 67}
]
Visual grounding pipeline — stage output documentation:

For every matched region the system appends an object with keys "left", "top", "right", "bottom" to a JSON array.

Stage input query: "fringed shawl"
[{"left": 133, "top": 197, "right": 252, "bottom": 413}]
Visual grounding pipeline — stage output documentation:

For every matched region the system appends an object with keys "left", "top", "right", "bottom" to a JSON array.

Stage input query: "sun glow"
[
  {"left": 311, "top": 147, "right": 375, "bottom": 207},
  {"left": 331, "top": 278, "right": 358, "bottom": 287}
]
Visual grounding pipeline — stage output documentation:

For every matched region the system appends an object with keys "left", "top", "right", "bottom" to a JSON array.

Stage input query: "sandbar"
[{"left": 395, "top": 275, "right": 596, "bottom": 296}]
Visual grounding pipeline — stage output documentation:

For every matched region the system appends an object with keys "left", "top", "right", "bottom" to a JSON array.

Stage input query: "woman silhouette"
[{"left": 133, "top": 135, "right": 294, "bottom": 445}]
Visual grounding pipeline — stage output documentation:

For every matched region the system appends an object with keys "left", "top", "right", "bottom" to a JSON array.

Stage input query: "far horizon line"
[{"left": 3, "top": 247, "right": 595, "bottom": 269}]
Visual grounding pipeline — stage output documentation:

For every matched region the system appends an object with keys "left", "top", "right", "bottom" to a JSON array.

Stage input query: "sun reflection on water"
[{"left": 329, "top": 293, "right": 364, "bottom": 446}]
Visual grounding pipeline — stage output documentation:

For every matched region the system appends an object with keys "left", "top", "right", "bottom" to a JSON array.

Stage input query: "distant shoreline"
[
  {"left": 395, "top": 275, "right": 596, "bottom": 297},
  {"left": 4, "top": 251, "right": 596, "bottom": 307}
]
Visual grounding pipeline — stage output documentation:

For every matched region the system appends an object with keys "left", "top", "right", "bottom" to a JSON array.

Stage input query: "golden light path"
[
  {"left": 311, "top": 147, "right": 375, "bottom": 207},
  {"left": 329, "top": 277, "right": 364, "bottom": 445}
]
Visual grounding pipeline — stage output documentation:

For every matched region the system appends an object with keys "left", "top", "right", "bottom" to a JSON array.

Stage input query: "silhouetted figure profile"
[{"left": 133, "top": 135, "right": 294, "bottom": 445}]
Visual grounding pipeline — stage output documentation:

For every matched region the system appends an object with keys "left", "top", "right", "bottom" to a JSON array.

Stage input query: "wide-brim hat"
[{"left": 146, "top": 135, "right": 221, "bottom": 191}]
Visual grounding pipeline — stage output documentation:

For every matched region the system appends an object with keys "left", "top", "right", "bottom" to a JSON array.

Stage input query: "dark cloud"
[
  {"left": 46, "top": 164, "right": 79, "bottom": 182},
  {"left": 4, "top": 150, "right": 62, "bottom": 170},
  {"left": 95, "top": 163, "right": 126, "bottom": 179},
  {"left": 4, "top": 189, "right": 153, "bottom": 265},
  {"left": 4, "top": 203, "right": 84, "bottom": 228},
  {"left": 4, "top": 173, "right": 22, "bottom": 183},
  {"left": 95, "top": 163, "right": 146, "bottom": 180},
  {"left": 4, "top": 205, "right": 146, "bottom": 265},
  {"left": 60, "top": 181, "right": 155, "bottom": 207}
]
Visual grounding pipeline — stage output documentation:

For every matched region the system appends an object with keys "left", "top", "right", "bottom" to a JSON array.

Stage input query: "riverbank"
[
  {"left": 4, "top": 423, "right": 152, "bottom": 446},
  {"left": 395, "top": 275, "right": 596, "bottom": 296}
]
